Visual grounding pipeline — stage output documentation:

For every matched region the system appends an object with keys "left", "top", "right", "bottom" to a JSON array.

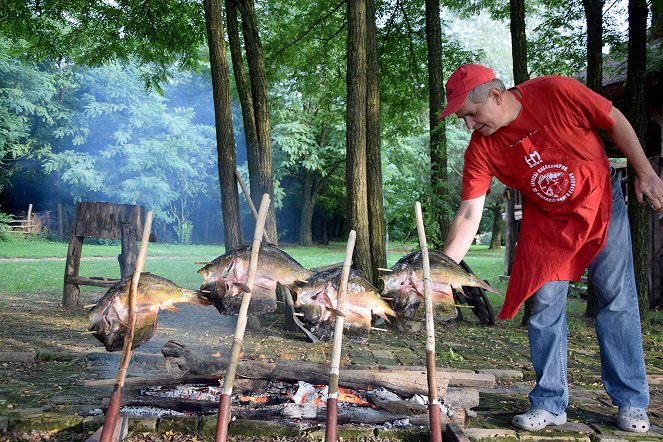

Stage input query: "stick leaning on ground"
[
  {"left": 215, "top": 193, "right": 271, "bottom": 442},
  {"left": 324, "top": 230, "right": 356, "bottom": 442},
  {"left": 99, "top": 210, "right": 154, "bottom": 442},
  {"left": 414, "top": 202, "right": 443, "bottom": 442}
]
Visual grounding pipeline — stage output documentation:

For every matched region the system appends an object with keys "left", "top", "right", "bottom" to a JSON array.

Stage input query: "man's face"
[{"left": 454, "top": 89, "right": 503, "bottom": 137}]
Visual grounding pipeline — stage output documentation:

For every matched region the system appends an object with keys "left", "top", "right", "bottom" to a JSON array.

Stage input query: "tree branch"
[{"left": 267, "top": 0, "right": 346, "bottom": 64}]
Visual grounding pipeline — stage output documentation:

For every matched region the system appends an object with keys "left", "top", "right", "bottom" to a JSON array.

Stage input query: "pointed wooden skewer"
[
  {"left": 99, "top": 210, "right": 153, "bottom": 442},
  {"left": 215, "top": 194, "right": 270, "bottom": 442},
  {"left": 415, "top": 201, "right": 442, "bottom": 442},
  {"left": 324, "top": 230, "right": 356, "bottom": 442},
  {"left": 377, "top": 267, "right": 393, "bottom": 272}
]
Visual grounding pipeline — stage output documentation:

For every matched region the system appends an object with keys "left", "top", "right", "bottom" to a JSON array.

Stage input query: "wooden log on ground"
[{"left": 85, "top": 355, "right": 463, "bottom": 397}]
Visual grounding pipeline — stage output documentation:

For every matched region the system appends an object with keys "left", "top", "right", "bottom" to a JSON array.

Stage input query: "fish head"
[
  {"left": 381, "top": 266, "right": 416, "bottom": 292},
  {"left": 87, "top": 295, "right": 158, "bottom": 351},
  {"left": 297, "top": 303, "right": 323, "bottom": 324},
  {"left": 293, "top": 280, "right": 335, "bottom": 309}
]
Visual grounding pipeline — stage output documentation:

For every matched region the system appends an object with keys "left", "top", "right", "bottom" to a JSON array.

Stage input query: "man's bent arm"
[
  {"left": 443, "top": 194, "right": 486, "bottom": 263},
  {"left": 607, "top": 106, "right": 663, "bottom": 208}
]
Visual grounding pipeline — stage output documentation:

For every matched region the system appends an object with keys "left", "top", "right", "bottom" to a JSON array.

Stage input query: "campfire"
[{"left": 105, "top": 377, "right": 456, "bottom": 428}]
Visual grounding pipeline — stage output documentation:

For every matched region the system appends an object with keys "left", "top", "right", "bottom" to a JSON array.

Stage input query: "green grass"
[{"left": 0, "top": 238, "right": 505, "bottom": 295}]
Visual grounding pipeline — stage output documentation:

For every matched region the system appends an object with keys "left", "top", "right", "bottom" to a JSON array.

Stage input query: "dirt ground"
[{"left": 1, "top": 284, "right": 663, "bottom": 440}]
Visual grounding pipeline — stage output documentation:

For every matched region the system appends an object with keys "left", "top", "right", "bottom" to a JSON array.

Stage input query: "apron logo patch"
[
  {"left": 529, "top": 164, "right": 575, "bottom": 202},
  {"left": 524, "top": 151, "right": 543, "bottom": 168}
]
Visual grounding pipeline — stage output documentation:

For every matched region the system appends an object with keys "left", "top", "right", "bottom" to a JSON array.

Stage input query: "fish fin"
[
  {"left": 452, "top": 284, "right": 465, "bottom": 295},
  {"left": 332, "top": 309, "right": 346, "bottom": 317},
  {"left": 482, "top": 281, "right": 499, "bottom": 294},
  {"left": 320, "top": 292, "right": 336, "bottom": 311},
  {"left": 233, "top": 282, "right": 252, "bottom": 293}
]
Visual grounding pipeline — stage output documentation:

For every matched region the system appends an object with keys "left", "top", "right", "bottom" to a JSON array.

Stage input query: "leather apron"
[{"left": 495, "top": 91, "right": 612, "bottom": 319}]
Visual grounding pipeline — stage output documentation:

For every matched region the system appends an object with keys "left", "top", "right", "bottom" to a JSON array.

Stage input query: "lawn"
[{"left": 0, "top": 236, "right": 505, "bottom": 295}]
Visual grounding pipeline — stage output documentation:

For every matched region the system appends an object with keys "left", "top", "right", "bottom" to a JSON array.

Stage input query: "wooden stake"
[
  {"left": 325, "top": 230, "right": 356, "bottom": 442},
  {"left": 99, "top": 210, "right": 153, "bottom": 442},
  {"left": 414, "top": 202, "right": 442, "bottom": 442},
  {"left": 215, "top": 194, "right": 270, "bottom": 442}
]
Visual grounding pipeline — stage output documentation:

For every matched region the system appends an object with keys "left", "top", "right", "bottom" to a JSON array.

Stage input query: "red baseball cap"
[{"left": 438, "top": 64, "right": 496, "bottom": 120}]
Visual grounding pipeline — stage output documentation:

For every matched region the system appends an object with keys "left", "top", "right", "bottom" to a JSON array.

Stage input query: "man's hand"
[{"left": 635, "top": 173, "right": 663, "bottom": 213}]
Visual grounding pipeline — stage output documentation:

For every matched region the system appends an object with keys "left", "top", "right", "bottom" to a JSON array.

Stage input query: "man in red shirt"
[{"left": 439, "top": 64, "right": 663, "bottom": 433}]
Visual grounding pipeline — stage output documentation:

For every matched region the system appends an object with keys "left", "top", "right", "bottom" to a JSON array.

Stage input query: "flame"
[
  {"left": 239, "top": 395, "right": 269, "bottom": 404},
  {"left": 338, "top": 387, "right": 370, "bottom": 406}
]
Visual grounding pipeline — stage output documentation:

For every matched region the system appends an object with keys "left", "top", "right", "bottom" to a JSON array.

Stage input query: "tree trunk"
[
  {"left": 366, "top": 0, "right": 386, "bottom": 287},
  {"left": 226, "top": 0, "right": 259, "bottom": 214},
  {"left": 489, "top": 203, "right": 502, "bottom": 250},
  {"left": 237, "top": 0, "right": 278, "bottom": 245},
  {"left": 203, "top": 0, "right": 242, "bottom": 251},
  {"left": 426, "top": 0, "right": 449, "bottom": 247},
  {"left": 510, "top": 0, "right": 528, "bottom": 85},
  {"left": 582, "top": 0, "right": 603, "bottom": 93},
  {"left": 625, "top": 0, "right": 650, "bottom": 318},
  {"left": 346, "top": 0, "right": 373, "bottom": 283},
  {"left": 299, "top": 172, "right": 315, "bottom": 246},
  {"left": 510, "top": 0, "right": 532, "bottom": 327},
  {"left": 582, "top": 0, "right": 603, "bottom": 319}
]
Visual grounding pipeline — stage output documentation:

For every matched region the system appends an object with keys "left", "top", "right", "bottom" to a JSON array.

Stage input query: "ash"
[{"left": 120, "top": 406, "right": 187, "bottom": 417}]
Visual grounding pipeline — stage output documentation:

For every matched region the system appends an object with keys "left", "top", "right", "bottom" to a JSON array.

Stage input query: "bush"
[{"left": 0, "top": 211, "right": 14, "bottom": 241}]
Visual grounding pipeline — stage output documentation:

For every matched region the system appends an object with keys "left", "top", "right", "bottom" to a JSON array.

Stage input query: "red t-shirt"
[{"left": 461, "top": 76, "right": 614, "bottom": 200}]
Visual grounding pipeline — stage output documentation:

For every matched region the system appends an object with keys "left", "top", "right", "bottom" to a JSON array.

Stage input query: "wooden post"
[
  {"left": 504, "top": 188, "right": 517, "bottom": 276},
  {"left": 57, "top": 203, "right": 63, "bottom": 240},
  {"left": 26, "top": 204, "right": 33, "bottom": 234},
  {"left": 62, "top": 230, "right": 84, "bottom": 308},
  {"left": 215, "top": 194, "right": 271, "bottom": 442},
  {"left": 325, "top": 230, "right": 356, "bottom": 442},
  {"left": 415, "top": 201, "right": 442, "bottom": 442},
  {"left": 118, "top": 223, "right": 138, "bottom": 279}
]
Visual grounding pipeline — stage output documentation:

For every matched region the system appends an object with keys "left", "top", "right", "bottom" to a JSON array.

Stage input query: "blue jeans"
[{"left": 527, "top": 170, "right": 649, "bottom": 414}]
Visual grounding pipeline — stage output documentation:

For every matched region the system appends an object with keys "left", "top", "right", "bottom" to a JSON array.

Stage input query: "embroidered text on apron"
[{"left": 494, "top": 90, "right": 612, "bottom": 319}]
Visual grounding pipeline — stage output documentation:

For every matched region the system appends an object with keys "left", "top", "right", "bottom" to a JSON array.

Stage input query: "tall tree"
[
  {"left": 510, "top": 0, "right": 529, "bottom": 84},
  {"left": 509, "top": 0, "right": 532, "bottom": 327},
  {"left": 425, "top": 0, "right": 449, "bottom": 246},
  {"left": 226, "top": 0, "right": 260, "bottom": 215},
  {"left": 625, "top": 0, "right": 650, "bottom": 317},
  {"left": 346, "top": 0, "right": 373, "bottom": 282},
  {"left": 203, "top": 0, "right": 243, "bottom": 250},
  {"left": 236, "top": 0, "right": 278, "bottom": 245},
  {"left": 583, "top": 0, "right": 604, "bottom": 93},
  {"left": 366, "top": 0, "right": 386, "bottom": 286}
]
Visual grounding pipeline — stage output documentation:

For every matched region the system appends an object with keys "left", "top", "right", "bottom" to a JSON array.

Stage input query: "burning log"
[{"left": 156, "top": 346, "right": 450, "bottom": 398}]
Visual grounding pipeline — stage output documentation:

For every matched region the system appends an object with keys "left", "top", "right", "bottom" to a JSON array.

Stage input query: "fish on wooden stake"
[
  {"left": 292, "top": 267, "right": 395, "bottom": 341},
  {"left": 88, "top": 273, "right": 210, "bottom": 352},
  {"left": 382, "top": 250, "right": 498, "bottom": 320},
  {"left": 198, "top": 243, "right": 313, "bottom": 315}
]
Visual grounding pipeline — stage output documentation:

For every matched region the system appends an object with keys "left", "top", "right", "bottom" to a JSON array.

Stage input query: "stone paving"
[{"left": 2, "top": 301, "right": 663, "bottom": 440}]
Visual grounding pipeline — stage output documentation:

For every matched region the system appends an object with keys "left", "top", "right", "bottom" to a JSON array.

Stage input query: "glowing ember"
[
  {"left": 338, "top": 387, "right": 370, "bottom": 406},
  {"left": 240, "top": 395, "right": 269, "bottom": 404}
]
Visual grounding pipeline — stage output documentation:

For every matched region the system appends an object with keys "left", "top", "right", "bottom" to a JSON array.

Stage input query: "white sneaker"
[
  {"left": 617, "top": 406, "right": 650, "bottom": 433},
  {"left": 512, "top": 408, "right": 567, "bottom": 431}
]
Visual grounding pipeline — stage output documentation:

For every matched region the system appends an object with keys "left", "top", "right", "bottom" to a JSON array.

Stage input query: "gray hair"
[{"left": 468, "top": 78, "right": 506, "bottom": 103}]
